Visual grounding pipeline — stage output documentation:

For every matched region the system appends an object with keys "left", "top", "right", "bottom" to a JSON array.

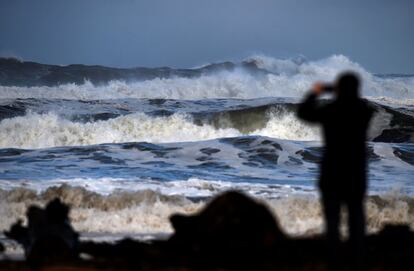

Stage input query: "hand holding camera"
[{"left": 312, "top": 82, "right": 334, "bottom": 96}]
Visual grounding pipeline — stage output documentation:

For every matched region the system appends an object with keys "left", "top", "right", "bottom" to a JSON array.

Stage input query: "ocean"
[{"left": 0, "top": 54, "right": 413, "bottom": 256}]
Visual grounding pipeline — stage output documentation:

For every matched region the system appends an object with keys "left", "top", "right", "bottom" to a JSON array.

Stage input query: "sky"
[{"left": 0, "top": 0, "right": 413, "bottom": 73}]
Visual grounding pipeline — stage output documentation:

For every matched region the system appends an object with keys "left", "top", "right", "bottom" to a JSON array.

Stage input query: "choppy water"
[{"left": 0, "top": 54, "right": 413, "bottom": 239}]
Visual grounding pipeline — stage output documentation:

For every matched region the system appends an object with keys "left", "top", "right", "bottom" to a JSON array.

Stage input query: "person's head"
[{"left": 335, "top": 72, "right": 360, "bottom": 99}]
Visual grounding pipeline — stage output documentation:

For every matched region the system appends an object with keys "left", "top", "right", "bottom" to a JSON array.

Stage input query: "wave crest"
[
  {"left": 1, "top": 55, "right": 413, "bottom": 101},
  {"left": 0, "top": 111, "right": 320, "bottom": 148}
]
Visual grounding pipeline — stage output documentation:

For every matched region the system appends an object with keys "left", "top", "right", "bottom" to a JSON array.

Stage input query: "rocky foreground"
[{"left": 1, "top": 191, "right": 413, "bottom": 270}]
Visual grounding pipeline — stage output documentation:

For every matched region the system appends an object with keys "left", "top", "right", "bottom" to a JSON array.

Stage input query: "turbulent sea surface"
[{"left": 0, "top": 55, "right": 413, "bottom": 251}]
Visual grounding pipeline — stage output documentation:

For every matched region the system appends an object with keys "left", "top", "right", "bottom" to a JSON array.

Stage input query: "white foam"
[
  {"left": 0, "top": 185, "right": 413, "bottom": 237},
  {"left": 0, "top": 112, "right": 238, "bottom": 148},
  {"left": 0, "top": 177, "right": 313, "bottom": 199},
  {"left": 0, "top": 55, "right": 412, "bottom": 101},
  {"left": 0, "top": 111, "right": 320, "bottom": 148},
  {"left": 257, "top": 108, "right": 321, "bottom": 141}
]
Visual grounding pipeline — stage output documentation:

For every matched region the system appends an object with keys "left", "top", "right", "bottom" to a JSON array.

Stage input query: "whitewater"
[{"left": 0, "top": 54, "right": 413, "bottom": 254}]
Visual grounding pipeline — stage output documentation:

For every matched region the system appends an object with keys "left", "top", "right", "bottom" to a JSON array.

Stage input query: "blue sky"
[{"left": 1, "top": 0, "right": 413, "bottom": 73}]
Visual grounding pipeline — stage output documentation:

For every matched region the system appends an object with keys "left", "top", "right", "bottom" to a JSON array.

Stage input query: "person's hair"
[{"left": 336, "top": 72, "right": 360, "bottom": 98}]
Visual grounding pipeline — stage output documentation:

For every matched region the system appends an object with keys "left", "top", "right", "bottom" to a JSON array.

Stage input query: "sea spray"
[
  {"left": 1, "top": 55, "right": 413, "bottom": 101},
  {"left": 1, "top": 185, "right": 413, "bottom": 235}
]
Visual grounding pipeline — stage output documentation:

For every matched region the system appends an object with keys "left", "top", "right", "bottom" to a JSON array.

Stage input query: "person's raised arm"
[{"left": 297, "top": 82, "right": 325, "bottom": 123}]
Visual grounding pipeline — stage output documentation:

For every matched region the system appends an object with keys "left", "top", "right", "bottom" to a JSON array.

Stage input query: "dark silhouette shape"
[
  {"left": 297, "top": 72, "right": 374, "bottom": 269},
  {"left": 81, "top": 190, "right": 290, "bottom": 269},
  {"left": 4, "top": 198, "right": 79, "bottom": 266},
  {"left": 169, "top": 190, "right": 285, "bottom": 265},
  {"left": 3, "top": 195, "right": 414, "bottom": 270},
  {"left": 80, "top": 191, "right": 414, "bottom": 270}
]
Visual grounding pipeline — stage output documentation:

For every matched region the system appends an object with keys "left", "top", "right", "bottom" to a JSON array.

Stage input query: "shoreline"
[{"left": 1, "top": 225, "right": 413, "bottom": 271}]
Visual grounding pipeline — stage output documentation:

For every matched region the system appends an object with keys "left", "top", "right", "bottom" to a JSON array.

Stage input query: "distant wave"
[
  {"left": 1, "top": 55, "right": 413, "bottom": 101},
  {"left": 0, "top": 57, "right": 260, "bottom": 87}
]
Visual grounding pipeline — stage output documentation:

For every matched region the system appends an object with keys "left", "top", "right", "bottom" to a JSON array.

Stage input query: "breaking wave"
[
  {"left": 1, "top": 98, "right": 413, "bottom": 149},
  {"left": 1, "top": 55, "right": 413, "bottom": 101},
  {"left": 0, "top": 111, "right": 319, "bottom": 149}
]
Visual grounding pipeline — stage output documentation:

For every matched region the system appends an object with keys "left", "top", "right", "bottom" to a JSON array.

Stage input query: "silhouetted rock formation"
[
  {"left": 2, "top": 192, "right": 414, "bottom": 270},
  {"left": 168, "top": 190, "right": 285, "bottom": 265}
]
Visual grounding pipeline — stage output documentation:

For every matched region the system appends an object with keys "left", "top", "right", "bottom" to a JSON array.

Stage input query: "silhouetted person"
[{"left": 297, "top": 72, "right": 373, "bottom": 270}]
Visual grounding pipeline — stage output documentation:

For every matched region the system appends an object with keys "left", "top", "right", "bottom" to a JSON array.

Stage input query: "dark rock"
[
  {"left": 3, "top": 193, "right": 414, "bottom": 270},
  {"left": 4, "top": 198, "right": 79, "bottom": 265},
  {"left": 169, "top": 191, "right": 285, "bottom": 264}
]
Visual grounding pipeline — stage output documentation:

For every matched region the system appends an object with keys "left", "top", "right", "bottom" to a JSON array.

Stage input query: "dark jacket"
[{"left": 297, "top": 93, "right": 373, "bottom": 198}]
